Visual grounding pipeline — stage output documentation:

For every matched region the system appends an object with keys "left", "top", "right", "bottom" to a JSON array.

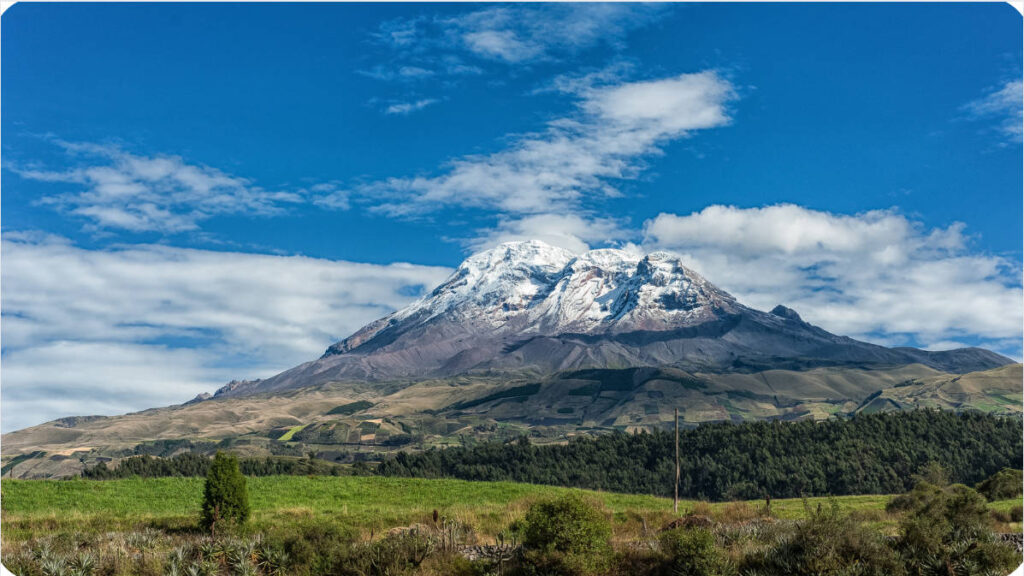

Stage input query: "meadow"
[
  {"left": 3, "top": 475, "right": 1019, "bottom": 541},
  {"left": 3, "top": 475, "right": 1021, "bottom": 576}
]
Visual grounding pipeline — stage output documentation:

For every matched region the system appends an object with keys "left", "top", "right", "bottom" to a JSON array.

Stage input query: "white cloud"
[
  {"left": 469, "top": 214, "right": 630, "bottom": 255},
  {"left": 437, "top": 5, "right": 664, "bottom": 64},
  {"left": 358, "top": 65, "right": 437, "bottom": 82},
  {"left": 963, "top": 79, "right": 1023, "bottom": 144},
  {"left": 358, "top": 71, "right": 735, "bottom": 220},
  {"left": 384, "top": 98, "right": 439, "bottom": 115},
  {"left": 366, "top": 5, "right": 667, "bottom": 79},
  {"left": 0, "top": 234, "right": 452, "bottom": 432},
  {"left": 644, "top": 204, "right": 1022, "bottom": 355},
  {"left": 10, "top": 141, "right": 304, "bottom": 233}
]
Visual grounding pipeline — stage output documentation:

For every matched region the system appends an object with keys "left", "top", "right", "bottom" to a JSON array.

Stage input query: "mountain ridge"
[
  {"left": 3, "top": 239, "right": 1018, "bottom": 479},
  {"left": 214, "top": 240, "right": 1012, "bottom": 398}
]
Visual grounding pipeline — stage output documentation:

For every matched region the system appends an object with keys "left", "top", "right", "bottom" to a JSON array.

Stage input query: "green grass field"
[
  {"left": 6, "top": 475, "right": 1019, "bottom": 546},
  {"left": 2, "top": 476, "right": 1021, "bottom": 576}
]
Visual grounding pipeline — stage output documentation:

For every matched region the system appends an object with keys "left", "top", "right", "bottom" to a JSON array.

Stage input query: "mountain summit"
[
  {"left": 218, "top": 240, "right": 1012, "bottom": 397},
  {"left": 4, "top": 240, "right": 1018, "bottom": 477}
]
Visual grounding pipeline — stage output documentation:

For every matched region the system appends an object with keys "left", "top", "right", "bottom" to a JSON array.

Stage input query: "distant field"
[{"left": 3, "top": 476, "right": 1019, "bottom": 545}]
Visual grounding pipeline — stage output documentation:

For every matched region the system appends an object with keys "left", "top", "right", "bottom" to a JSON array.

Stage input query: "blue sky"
[{"left": 2, "top": 3, "right": 1022, "bottom": 431}]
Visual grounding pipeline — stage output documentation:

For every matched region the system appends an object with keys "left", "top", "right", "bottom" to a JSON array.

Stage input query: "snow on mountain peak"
[{"left": 329, "top": 240, "right": 738, "bottom": 357}]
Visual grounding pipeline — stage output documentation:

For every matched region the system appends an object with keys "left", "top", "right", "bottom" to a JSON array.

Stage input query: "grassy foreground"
[
  {"left": 2, "top": 476, "right": 1021, "bottom": 576},
  {"left": 4, "top": 475, "right": 1018, "bottom": 543},
  {"left": 1, "top": 476, "right": 877, "bottom": 540}
]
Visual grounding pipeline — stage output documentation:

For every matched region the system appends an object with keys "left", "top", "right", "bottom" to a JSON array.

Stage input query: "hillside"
[{"left": 2, "top": 241, "right": 1018, "bottom": 478}]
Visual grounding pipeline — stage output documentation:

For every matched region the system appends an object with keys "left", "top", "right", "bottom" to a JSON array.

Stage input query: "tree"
[
  {"left": 975, "top": 468, "right": 1023, "bottom": 501},
  {"left": 201, "top": 451, "right": 250, "bottom": 533},
  {"left": 520, "top": 492, "right": 612, "bottom": 575}
]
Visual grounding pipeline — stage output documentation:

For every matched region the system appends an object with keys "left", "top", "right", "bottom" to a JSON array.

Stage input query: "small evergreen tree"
[{"left": 201, "top": 451, "right": 250, "bottom": 533}]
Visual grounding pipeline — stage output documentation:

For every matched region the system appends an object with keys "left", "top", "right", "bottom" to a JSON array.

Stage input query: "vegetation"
[
  {"left": 378, "top": 411, "right": 1022, "bottom": 500},
  {"left": 326, "top": 400, "right": 375, "bottom": 416},
  {"left": 3, "top": 474, "right": 1020, "bottom": 576},
  {"left": 741, "top": 499, "right": 904, "bottom": 575},
  {"left": 83, "top": 453, "right": 348, "bottom": 479},
  {"left": 445, "top": 383, "right": 542, "bottom": 411},
  {"left": 658, "top": 526, "right": 732, "bottom": 576},
  {"left": 76, "top": 412, "right": 1021, "bottom": 506},
  {"left": 2, "top": 471, "right": 1021, "bottom": 576},
  {"left": 519, "top": 493, "right": 613, "bottom": 575},
  {"left": 201, "top": 452, "right": 251, "bottom": 533},
  {"left": 977, "top": 468, "right": 1024, "bottom": 501},
  {"left": 893, "top": 481, "right": 1019, "bottom": 575}
]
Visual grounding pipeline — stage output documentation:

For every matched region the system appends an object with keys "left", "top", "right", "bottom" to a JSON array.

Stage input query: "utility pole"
[{"left": 674, "top": 408, "right": 680, "bottom": 514}]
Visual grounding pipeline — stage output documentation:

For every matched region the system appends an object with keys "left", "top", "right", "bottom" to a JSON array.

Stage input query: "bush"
[
  {"left": 975, "top": 468, "right": 1023, "bottom": 501},
  {"left": 895, "top": 481, "right": 1019, "bottom": 575},
  {"left": 659, "top": 527, "right": 733, "bottom": 576},
  {"left": 519, "top": 492, "right": 612, "bottom": 576},
  {"left": 267, "top": 521, "right": 358, "bottom": 575},
  {"left": 741, "top": 499, "right": 904, "bottom": 576},
  {"left": 200, "top": 452, "right": 250, "bottom": 533}
]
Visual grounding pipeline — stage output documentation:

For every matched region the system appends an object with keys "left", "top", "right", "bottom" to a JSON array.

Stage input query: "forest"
[
  {"left": 376, "top": 410, "right": 1023, "bottom": 500},
  {"left": 80, "top": 411, "right": 1022, "bottom": 502}
]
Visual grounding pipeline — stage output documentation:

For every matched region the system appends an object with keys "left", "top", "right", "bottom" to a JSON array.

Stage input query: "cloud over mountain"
[
  {"left": 644, "top": 204, "right": 1022, "bottom": 354},
  {"left": 0, "top": 234, "right": 451, "bottom": 431}
]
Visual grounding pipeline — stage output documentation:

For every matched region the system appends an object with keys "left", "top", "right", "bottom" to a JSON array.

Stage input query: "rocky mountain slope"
[
  {"left": 2, "top": 240, "right": 1018, "bottom": 478},
  {"left": 215, "top": 240, "right": 1011, "bottom": 397}
]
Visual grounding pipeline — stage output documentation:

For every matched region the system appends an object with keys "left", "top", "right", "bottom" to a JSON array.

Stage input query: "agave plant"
[
  {"left": 197, "top": 538, "right": 220, "bottom": 562},
  {"left": 224, "top": 546, "right": 244, "bottom": 568},
  {"left": 233, "top": 558, "right": 259, "bottom": 576},
  {"left": 40, "top": 555, "right": 70, "bottom": 576},
  {"left": 70, "top": 551, "right": 97, "bottom": 576},
  {"left": 165, "top": 561, "right": 183, "bottom": 576},
  {"left": 256, "top": 545, "right": 290, "bottom": 576},
  {"left": 168, "top": 547, "right": 189, "bottom": 570}
]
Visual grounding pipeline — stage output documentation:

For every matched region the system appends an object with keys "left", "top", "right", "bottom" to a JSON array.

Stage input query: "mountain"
[
  {"left": 216, "top": 240, "right": 1011, "bottom": 398},
  {"left": 2, "top": 240, "right": 1018, "bottom": 478}
]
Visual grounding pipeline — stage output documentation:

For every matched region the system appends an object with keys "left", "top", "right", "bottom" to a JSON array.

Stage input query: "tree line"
[
  {"left": 80, "top": 410, "right": 1021, "bottom": 501},
  {"left": 81, "top": 453, "right": 362, "bottom": 479},
  {"left": 376, "top": 410, "right": 1023, "bottom": 500}
]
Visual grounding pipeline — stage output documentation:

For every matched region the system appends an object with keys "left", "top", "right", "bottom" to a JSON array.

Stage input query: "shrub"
[
  {"left": 519, "top": 492, "right": 612, "bottom": 576},
  {"left": 659, "top": 527, "right": 733, "bottom": 576},
  {"left": 895, "top": 481, "right": 1019, "bottom": 575},
  {"left": 912, "top": 461, "right": 950, "bottom": 487},
  {"left": 741, "top": 499, "right": 904, "bottom": 576},
  {"left": 200, "top": 452, "right": 250, "bottom": 533},
  {"left": 265, "top": 521, "right": 358, "bottom": 574},
  {"left": 975, "top": 468, "right": 1023, "bottom": 501}
]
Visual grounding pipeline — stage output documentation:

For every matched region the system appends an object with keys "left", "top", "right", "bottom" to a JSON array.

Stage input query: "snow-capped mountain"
[
  {"left": 328, "top": 240, "right": 735, "bottom": 355},
  {"left": 217, "top": 240, "right": 1012, "bottom": 397}
]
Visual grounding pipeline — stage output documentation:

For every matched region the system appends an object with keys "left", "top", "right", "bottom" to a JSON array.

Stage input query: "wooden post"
[{"left": 674, "top": 408, "right": 680, "bottom": 514}]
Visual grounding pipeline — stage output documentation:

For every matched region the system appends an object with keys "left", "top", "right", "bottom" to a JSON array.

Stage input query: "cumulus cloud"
[
  {"left": 644, "top": 204, "right": 1022, "bottom": 356},
  {"left": 963, "top": 79, "right": 1023, "bottom": 144},
  {"left": 353, "top": 71, "right": 735, "bottom": 222},
  {"left": 9, "top": 140, "right": 304, "bottom": 233},
  {"left": 0, "top": 234, "right": 452, "bottom": 431}
]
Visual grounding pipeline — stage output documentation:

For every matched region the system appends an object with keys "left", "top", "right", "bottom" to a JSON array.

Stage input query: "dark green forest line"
[
  {"left": 82, "top": 453, "right": 366, "bottom": 479},
  {"left": 376, "top": 411, "right": 1023, "bottom": 500},
  {"left": 80, "top": 411, "right": 1022, "bottom": 501}
]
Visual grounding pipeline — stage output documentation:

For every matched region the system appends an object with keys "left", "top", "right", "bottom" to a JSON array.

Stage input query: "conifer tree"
[{"left": 201, "top": 451, "right": 250, "bottom": 533}]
